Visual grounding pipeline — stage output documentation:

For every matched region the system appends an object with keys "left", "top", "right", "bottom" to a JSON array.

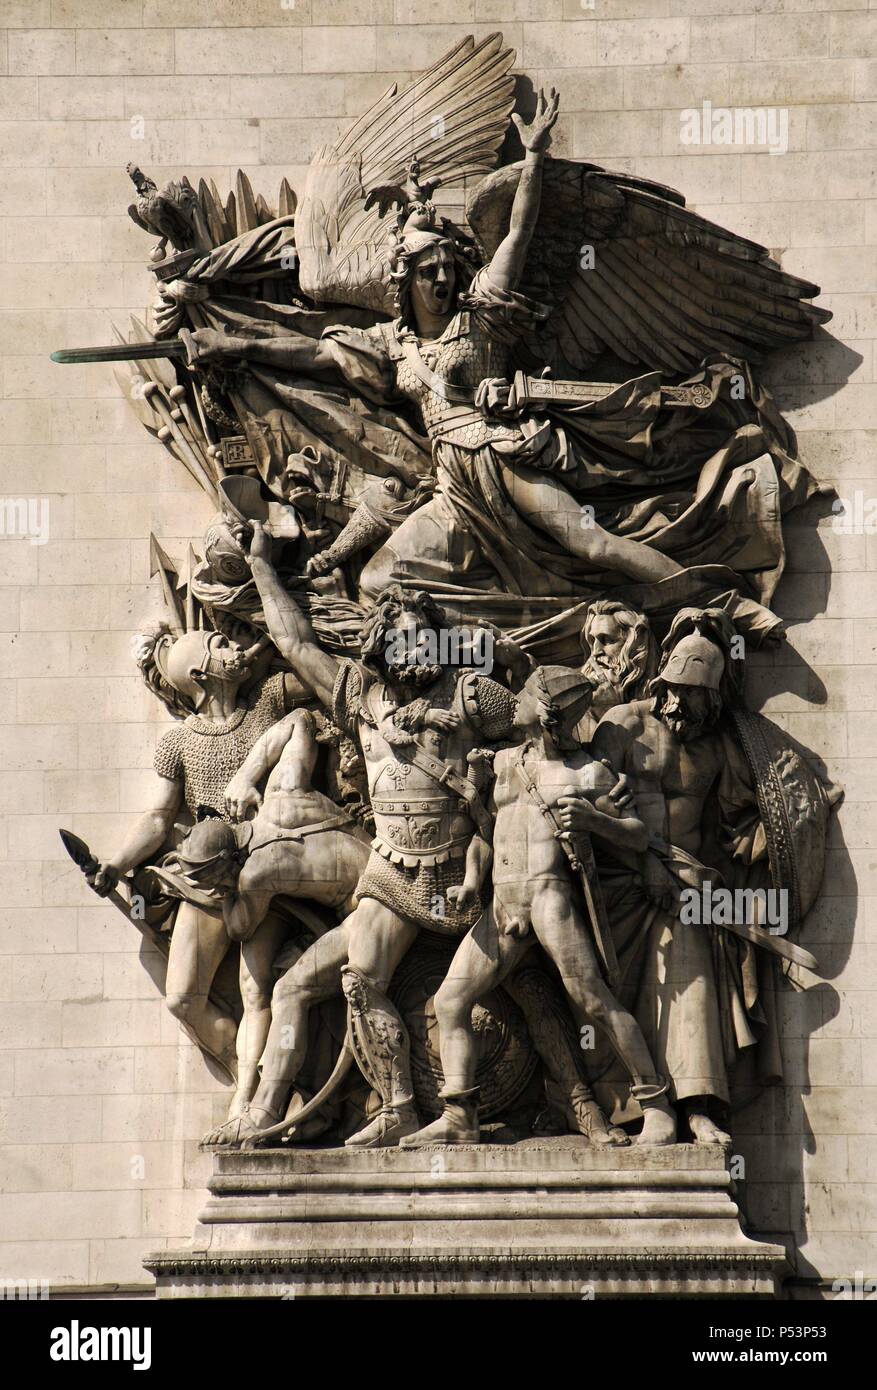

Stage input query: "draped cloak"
[{"left": 176, "top": 236, "right": 823, "bottom": 659}]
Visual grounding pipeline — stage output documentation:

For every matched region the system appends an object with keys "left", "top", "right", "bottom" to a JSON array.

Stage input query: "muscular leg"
[
  {"left": 506, "top": 962, "right": 628, "bottom": 1146},
  {"left": 165, "top": 902, "right": 237, "bottom": 1076},
  {"left": 401, "top": 906, "right": 531, "bottom": 1147},
  {"left": 342, "top": 898, "right": 422, "bottom": 1148},
  {"left": 530, "top": 886, "right": 676, "bottom": 1145},
  {"left": 202, "top": 918, "right": 351, "bottom": 1146},
  {"left": 223, "top": 885, "right": 272, "bottom": 944},
  {"left": 506, "top": 464, "right": 682, "bottom": 584},
  {"left": 437, "top": 907, "right": 531, "bottom": 1093},
  {"left": 230, "top": 909, "right": 293, "bottom": 1119},
  {"left": 358, "top": 496, "right": 492, "bottom": 607}
]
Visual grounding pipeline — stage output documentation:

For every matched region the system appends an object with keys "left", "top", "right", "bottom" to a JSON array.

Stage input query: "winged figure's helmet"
[{"left": 366, "top": 156, "right": 479, "bottom": 318}]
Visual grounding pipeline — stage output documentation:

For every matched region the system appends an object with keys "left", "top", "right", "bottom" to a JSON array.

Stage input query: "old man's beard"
[
  {"left": 582, "top": 659, "right": 625, "bottom": 715},
  {"left": 384, "top": 653, "right": 443, "bottom": 687},
  {"left": 656, "top": 686, "right": 722, "bottom": 742}
]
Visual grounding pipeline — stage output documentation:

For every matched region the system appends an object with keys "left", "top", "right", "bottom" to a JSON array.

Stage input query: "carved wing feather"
[
  {"left": 297, "top": 33, "right": 516, "bottom": 312},
  {"left": 467, "top": 159, "right": 831, "bottom": 375}
]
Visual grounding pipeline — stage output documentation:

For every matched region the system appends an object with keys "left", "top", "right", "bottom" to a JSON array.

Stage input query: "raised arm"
[
  {"left": 488, "top": 88, "right": 559, "bottom": 293},
  {"left": 247, "top": 522, "right": 339, "bottom": 708}
]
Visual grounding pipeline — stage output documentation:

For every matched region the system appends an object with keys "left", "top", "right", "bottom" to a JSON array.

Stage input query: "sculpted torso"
[
  {"left": 594, "top": 700, "right": 722, "bottom": 854},
  {"left": 492, "top": 746, "right": 619, "bottom": 884},
  {"left": 359, "top": 671, "right": 481, "bottom": 855}
]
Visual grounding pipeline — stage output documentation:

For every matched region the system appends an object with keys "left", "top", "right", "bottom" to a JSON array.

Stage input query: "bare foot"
[
  {"left": 634, "top": 1099, "right": 677, "bottom": 1146},
  {"left": 686, "top": 1109, "right": 731, "bottom": 1145},
  {"left": 400, "top": 1100, "right": 479, "bottom": 1147},
  {"left": 201, "top": 1102, "right": 280, "bottom": 1148}
]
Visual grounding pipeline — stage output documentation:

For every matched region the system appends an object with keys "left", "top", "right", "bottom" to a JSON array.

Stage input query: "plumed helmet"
[
  {"left": 660, "top": 633, "right": 724, "bottom": 691},
  {"left": 153, "top": 629, "right": 214, "bottom": 701}
]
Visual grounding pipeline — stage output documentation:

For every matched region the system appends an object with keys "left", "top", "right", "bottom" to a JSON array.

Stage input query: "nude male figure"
[{"left": 403, "top": 665, "right": 676, "bottom": 1147}]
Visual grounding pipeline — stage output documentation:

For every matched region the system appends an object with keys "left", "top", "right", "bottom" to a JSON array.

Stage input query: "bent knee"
[
  {"left": 272, "top": 971, "right": 316, "bottom": 1007},
  {"left": 434, "top": 978, "right": 474, "bottom": 1025},
  {"left": 573, "top": 982, "right": 614, "bottom": 1022},
  {"left": 166, "top": 992, "right": 201, "bottom": 1023}
]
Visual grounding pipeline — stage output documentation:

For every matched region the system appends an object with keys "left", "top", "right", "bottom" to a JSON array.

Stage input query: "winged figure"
[
  {"left": 180, "top": 32, "right": 827, "bottom": 656},
  {"left": 55, "top": 33, "right": 843, "bottom": 1158}
]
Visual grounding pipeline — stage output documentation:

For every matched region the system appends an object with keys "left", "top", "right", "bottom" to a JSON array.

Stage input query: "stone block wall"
[{"left": 0, "top": 0, "right": 872, "bottom": 1294}]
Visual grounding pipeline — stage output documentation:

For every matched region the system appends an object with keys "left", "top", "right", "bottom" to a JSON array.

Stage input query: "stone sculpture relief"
[{"left": 54, "top": 33, "right": 841, "bottom": 1165}]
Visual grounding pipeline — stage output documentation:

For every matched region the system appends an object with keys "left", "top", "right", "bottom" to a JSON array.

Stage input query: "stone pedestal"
[{"left": 146, "top": 1139, "right": 788, "bottom": 1298}]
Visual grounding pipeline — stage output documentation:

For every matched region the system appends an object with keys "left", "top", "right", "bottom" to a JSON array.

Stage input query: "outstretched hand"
[{"left": 511, "top": 87, "right": 559, "bottom": 155}]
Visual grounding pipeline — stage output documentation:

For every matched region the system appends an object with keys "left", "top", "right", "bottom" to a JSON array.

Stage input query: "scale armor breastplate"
[{"left": 395, "top": 321, "right": 522, "bottom": 449}]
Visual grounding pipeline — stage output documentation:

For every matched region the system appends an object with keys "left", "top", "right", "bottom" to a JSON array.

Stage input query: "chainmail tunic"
[
  {"left": 355, "top": 849, "right": 484, "bottom": 937},
  {"left": 153, "top": 672, "right": 286, "bottom": 821}
]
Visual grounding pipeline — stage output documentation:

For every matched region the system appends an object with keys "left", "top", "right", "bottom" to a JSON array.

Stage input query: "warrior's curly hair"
[
  {"left": 132, "top": 619, "right": 192, "bottom": 719},
  {"left": 358, "top": 584, "right": 450, "bottom": 681}
]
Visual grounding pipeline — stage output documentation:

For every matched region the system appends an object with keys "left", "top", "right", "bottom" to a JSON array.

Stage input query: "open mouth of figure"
[{"left": 434, "top": 286, "right": 449, "bottom": 301}]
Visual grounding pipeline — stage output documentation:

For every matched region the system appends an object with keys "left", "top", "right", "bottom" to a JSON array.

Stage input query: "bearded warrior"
[
  {"left": 574, "top": 599, "right": 658, "bottom": 741},
  {"left": 562, "top": 609, "right": 837, "bottom": 1141},
  {"left": 54, "top": 33, "right": 841, "bottom": 1154},
  {"left": 402, "top": 664, "right": 677, "bottom": 1148}
]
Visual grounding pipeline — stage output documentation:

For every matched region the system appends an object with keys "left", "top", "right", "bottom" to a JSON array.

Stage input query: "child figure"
[{"left": 402, "top": 664, "right": 677, "bottom": 1147}]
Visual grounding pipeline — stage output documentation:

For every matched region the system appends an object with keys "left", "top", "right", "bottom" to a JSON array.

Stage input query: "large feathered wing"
[
  {"left": 296, "top": 33, "right": 516, "bottom": 314},
  {"left": 467, "top": 158, "right": 831, "bottom": 376}
]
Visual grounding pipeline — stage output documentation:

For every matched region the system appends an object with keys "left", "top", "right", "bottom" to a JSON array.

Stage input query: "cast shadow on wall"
[{"left": 737, "top": 348, "right": 859, "bottom": 1285}]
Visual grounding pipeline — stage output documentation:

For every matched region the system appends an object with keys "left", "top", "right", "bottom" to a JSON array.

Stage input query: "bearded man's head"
[
  {"left": 359, "top": 585, "right": 450, "bottom": 688},
  {"left": 580, "top": 600, "right": 657, "bottom": 715},
  {"left": 651, "top": 631, "right": 726, "bottom": 741}
]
